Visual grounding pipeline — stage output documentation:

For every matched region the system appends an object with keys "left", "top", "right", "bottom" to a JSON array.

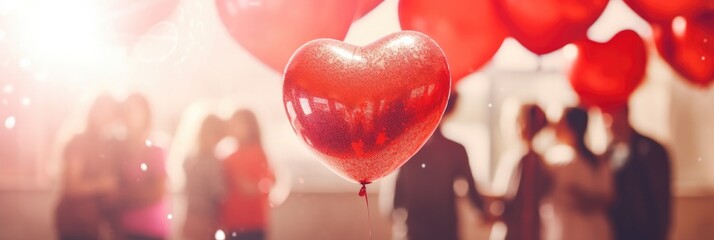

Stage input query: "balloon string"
[
  {"left": 537, "top": 55, "right": 544, "bottom": 72},
  {"left": 359, "top": 183, "right": 373, "bottom": 240}
]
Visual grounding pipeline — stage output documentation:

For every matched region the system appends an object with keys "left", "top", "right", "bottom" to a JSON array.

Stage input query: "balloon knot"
[{"left": 358, "top": 182, "right": 370, "bottom": 197}]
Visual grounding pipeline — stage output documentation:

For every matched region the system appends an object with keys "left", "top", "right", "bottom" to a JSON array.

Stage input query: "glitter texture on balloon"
[{"left": 283, "top": 31, "right": 451, "bottom": 184}]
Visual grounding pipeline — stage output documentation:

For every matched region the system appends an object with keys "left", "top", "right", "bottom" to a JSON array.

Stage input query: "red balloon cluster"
[
  {"left": 652, "top": 9, "right": 714, "bottom": 87},
  {"left": 399, "top": 0, "right": 507, "bottom": 85},
  {"left": 624, "top": 0, "right": 705, "bottom": 23},
  {"left": 282, "top": 31, "right": 451, "bottom": 184},
  {"left": 621, "top": 0, "right": 713, "bottom": 87},
  {"left": 397, "top": 0, "right": 612, "bottom": 86},
  {"left": 492, "top": 0, "right": 609, "bottom": 55},
  {"left": 569, "top": 30, "right": 647, "bottom": 110}
]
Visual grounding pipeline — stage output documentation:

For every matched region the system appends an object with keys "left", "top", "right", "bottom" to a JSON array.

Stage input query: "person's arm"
[
  {"left": 569, "top": 163, "right": 614, "bottom": 211},
  {"left": 63, "top": 144, "right": 116, "bottom": 197},
  {"left": 455, "top": 145, "right": 485, "bottom": 211}
]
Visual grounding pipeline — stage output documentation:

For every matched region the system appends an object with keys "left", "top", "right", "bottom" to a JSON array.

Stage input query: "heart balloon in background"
[
  {"left": 283, "top": 31, "right": 451, "bottom": 184},
  {"left": 107, "top": 0, "right": 180, "bottom": 45},
  {"left": 399, "top": 0, "right": 506, "bottom": 85},
  {"left": 354, "top": 0, "right": 383, "bottom": 20},
  {"left": 653, "top": 10, "right": 713, "bottom": 87},
  {"left": 216, "top": 0, "right": 358, "bottom": 72},
  {"left": 624, "top": 0, "right": 706, "bottom": 23},
  {"left": 569, "top": 30, "right": 647, "bottom": 110},
  {"left": 492, "top": 0, "right": 608, "bottom": 55}
]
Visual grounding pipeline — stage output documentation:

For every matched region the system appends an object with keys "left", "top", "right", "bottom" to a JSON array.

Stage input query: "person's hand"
[
  {"left": 481, "top": 209, "right": 501, "bottom": 225},
  {"left": 480, "top": 196, "right": 504, "bottom": 225}
]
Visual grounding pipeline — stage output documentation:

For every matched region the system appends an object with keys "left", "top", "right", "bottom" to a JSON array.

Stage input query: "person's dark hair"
[
  {"left": 232, "top": 109, "right": 261, "bottom": 145},
  {"left": 199, "top": 114, "right": 225, "bottom": 151},
  {"left": 123, "top": 93, "right": 152, "bottom": 133},
  {"left": 562, "top": 107, "right": 598, "bottom": 168},
  {"left": 86, "top": 93, "right": 118, "bottom": 133},
  {"left": 520, "top": 104, "right": 547, "bottom": 141},
  {"left": 443, "top": 92, "right": 459, "bottom": 117}
]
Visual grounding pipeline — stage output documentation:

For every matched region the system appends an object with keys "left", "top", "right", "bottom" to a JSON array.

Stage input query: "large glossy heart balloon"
[
  {"left": 216, "top": 0, "right": 358, "bottom": 72},
  {"left": 283, "top": 31, "right": 451, "bottom": 184},
  {"left": 569, "top": 30, "right": 647, "bottom": 110},
  {"left": 399, "top": 0, "right": 506, "bottom": 85},
  {"left": 492, "top": 0, "right": 608, "bottom": 55},
  {"left": 624, "top": 0, "right": 706, "bottom": 23},
  {"left": 107, "top": 0, "right": 179, "bottom": 45},
  {"left": 653, "top": 10, "right": 714, "bottom": 87}
]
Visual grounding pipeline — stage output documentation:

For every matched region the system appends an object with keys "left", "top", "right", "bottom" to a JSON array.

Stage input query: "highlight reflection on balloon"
[{"left": 283, "top": 31, "right": 451, "bottom": 184}]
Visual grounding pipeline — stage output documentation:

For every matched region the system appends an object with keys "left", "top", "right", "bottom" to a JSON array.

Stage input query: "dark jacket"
[
  {"left": 394, "top": 129, "right": 484, "bottom": 240},
  {"left": 610, "top": 132, "right": 672, "bottom": 240}
]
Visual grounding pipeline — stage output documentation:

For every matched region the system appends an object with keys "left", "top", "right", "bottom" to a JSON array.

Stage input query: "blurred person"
[
  {"left": 501, "top": 104, "right": 552, "bottom": 240},
  {"left": 392, "top": 93, "right": 486, "bottom": 240},
  {"left": 55, "top": 94, "right": 120, "bottom": 240},
  {"left": 221, "top": 109, "right": 275, "bottom": 240},
  {"left": 182, "top": 114, "right": 227, "bottom": 240},
  {"left": 543, "top": 107, "right": 613, "bottom": 240},
  {"left": 606, "top": 106, "right": 671, "bottom": 240},
  {"left": 115, "top": 93, "right": 171, "bottom": 240}
]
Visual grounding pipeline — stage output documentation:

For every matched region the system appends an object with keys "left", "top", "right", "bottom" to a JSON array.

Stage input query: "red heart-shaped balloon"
[
  {"left": 399, "top": 0, "right": 506, "bottom": 85},
  {"left": 653, "top": 10, "right": 714, "bottom": 87},
  {"left": 283, "top": 31, "right": 451, "bottom": 184},
  {"left": 569, "top": 30, "right": 647, "bottom": 110},
  {"left": 216, "top": 0, "right": 358, "bottom": 73},
  {"left": 492, "top": 0, "right": 608, "bottom": 55},
  {"left": 624, "top": 0, "right": 706, "bottom": 23},
  {"left": 354, "top": 0, "right": 383, "bottom": 20}
]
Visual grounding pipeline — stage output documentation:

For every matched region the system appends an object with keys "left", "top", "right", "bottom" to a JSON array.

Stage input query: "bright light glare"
[
  {"left": 672, "top": 16, "right": 686, "bottom": 37},
  {"left": 4, "top": 116, "right": 16, "bottom": 129},
  {"left": 562, "top": 44, "right": 578, "bottom": 61},
  {"left": 24, "top": 1, "right": 105, "bottom": 63},
  {"left": 214, "top": 230, "right": 226, "bottom": 240}
]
